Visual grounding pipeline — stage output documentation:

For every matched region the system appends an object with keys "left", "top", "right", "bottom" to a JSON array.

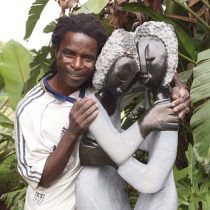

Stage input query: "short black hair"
[{"left": 52, "top": 13, "right": 108, "bottom": 55}]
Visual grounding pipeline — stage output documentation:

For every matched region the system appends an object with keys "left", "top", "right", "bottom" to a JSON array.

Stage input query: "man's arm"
[
  {"left": 171, "top": 72, "right": 191, "bottom": 119},
  {"left": 39, "top": 98, "right": 98, "bottom": 188}
]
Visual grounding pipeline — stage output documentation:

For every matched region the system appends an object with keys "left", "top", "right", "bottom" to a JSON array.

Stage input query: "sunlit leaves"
[
  {"left": 77, "top": 0, "right": 109, "bottom": 14},
  {"left": 0, "top": 40, "right": 32, "bottom": 109},
  {"left": 24, "top": 0, "right": 49, "bottom": 40}
]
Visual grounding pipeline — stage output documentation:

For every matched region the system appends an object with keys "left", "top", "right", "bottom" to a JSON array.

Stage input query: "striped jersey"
[{"left": 15, "top": 75, "right": 92, "bottom": 210}]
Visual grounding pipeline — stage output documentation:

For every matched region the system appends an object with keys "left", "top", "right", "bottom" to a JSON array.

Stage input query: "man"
[
  {"left": 15, "top": 14, "right": 107, "bottom": 210},
  {"left": 15, "top": 13, "right": 190, "bottom": 210}
]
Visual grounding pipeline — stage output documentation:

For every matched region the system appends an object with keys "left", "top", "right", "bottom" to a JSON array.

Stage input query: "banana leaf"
[
  {"left": 0, "top": 40, "right": 32, "bottom": 110},
  {"left": 190, "top": 49, "right": 210, "bottom": 172},
  {"left": 24, "top": 0, "right": 49, "bottom": 40},
  {"left": 23, "top": 45, "right": 53, "bottom": 94},
  {"left": 77, "top": 0, "right": 109, "bottom": 14}
]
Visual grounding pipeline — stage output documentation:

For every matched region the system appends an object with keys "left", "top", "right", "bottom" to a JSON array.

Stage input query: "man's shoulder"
[{"left": 16, "top": 83, "right": 45, "bottom": 115}]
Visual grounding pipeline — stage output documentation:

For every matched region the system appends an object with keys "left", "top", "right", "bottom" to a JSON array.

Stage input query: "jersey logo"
[{"left": 33, "top": 192, "right": 45, "bottom": 205}]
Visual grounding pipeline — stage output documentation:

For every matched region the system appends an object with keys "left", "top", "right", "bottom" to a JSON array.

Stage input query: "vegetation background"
[{"left": 0, "top": 0, "right": 209, "bottom": 209}]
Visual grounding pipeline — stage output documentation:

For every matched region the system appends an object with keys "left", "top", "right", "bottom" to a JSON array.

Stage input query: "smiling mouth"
[{"left": 68, "top": 72, "right": 82, "bottom": 79}]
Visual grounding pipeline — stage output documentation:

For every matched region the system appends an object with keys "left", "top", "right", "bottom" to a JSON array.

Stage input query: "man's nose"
[{"left": 71, "top": 57, "right": 83, "bottom": 70}]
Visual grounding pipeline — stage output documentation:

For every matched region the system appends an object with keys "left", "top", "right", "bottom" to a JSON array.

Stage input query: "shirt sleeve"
[{"left": 15, "top": 107, "right": 53, "bottom": 190}]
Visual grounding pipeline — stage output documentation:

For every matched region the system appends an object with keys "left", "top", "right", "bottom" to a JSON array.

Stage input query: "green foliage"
[
  {"left": 0, "top": 188, "right": 26, "bottom": 210},
  {"left": 43, "top": 20, "right": 58, "bottom": 34},
  {"left": 123, "top": 2, "right": 197, "bottom": 61},
  {"left": 190, "top": 49, "right": 210, "bottom": 172},
  {"left": 0, "top": 1, "right": 209, "bottom": 209},
  {"left": 24, "top": 0, "right": 49, "bottom": 40},
  {"left": 0, "top": 155, "right": 26, "bottom": 210},
  {"left": 0, "top": 74, "right": 4, "bottom": 91},
  {"left": 0, "top": 112, "right": 13, "bottom": 129},
  {"left": 172, "top": 0, "right": 210, "bottom": 31},
  {"left": 179, "top": 70, "right": 193, "bottom": 86},
  {"left": 121, "top": 92, "right": 145, "bottom": 129},
  {"left": 0, "top": 154, "right": 26, "bottom": 210},
  {"left": 175, "top": 144, "right": 210, "bottom": 210},
  {"left": 77, "top": 0, "right": 109, "bottom": 14},
  {"left": 0, "top": 134, "right": 15, "bottom": 162},
  {"left": 0, "top": 40, "right": 33, "bottom": 110},
  {"left": 23, "top": 45, "right": 54, "bottom": 93}
]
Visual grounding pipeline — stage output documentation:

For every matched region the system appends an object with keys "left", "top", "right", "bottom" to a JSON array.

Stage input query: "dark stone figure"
[{"left": 76, "top": 21, "right": 179, "bottom": 210}]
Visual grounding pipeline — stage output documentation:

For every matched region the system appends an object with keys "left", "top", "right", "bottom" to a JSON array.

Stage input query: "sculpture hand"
[{"left": 138, "top": 101, "right": 178, "bottom": 138}]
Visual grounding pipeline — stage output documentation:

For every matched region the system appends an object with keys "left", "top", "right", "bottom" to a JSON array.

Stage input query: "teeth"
[{"left": 71, "top": 73, "right": 79, "bottom": 78}]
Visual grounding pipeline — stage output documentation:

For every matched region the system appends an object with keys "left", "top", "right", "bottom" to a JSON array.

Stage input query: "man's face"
[
  {"left": 55, "top": 32, "right": 97, "bottom": 94},
  {"left": 137, "top": 36, "right": 167, "bottom": 89},
  {"left": 104, "top": 57, "right": 138, "bottom": 95}
]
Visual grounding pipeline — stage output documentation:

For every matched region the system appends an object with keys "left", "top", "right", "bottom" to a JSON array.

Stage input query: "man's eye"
[
  {"left": 64, "top": 50, "right": 73, "bottom": 57},
  {"left": 84, "top": 56, "right": 95, "bottom": 62}
]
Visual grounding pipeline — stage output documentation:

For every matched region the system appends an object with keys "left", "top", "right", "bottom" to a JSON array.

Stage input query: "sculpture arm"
[
  {"left": 118, "top": 131, "right": 178, "bottom": 193},
  {"left": 88, "top": 95, "right": 144, "bottom": 165}
]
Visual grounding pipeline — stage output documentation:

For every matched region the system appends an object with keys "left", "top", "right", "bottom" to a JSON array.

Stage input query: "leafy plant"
[
  {"left": 0, "top": 40, "right": 33, "bottom": 109},
  {"left": 0, "top": 0, "right": 209, "bottom": 209},
  {"left": 175, "top": 144, "right": 210, "bottom": 210},
  {"left": 190, "top": 49, "right": 210, "bottom": 173}
]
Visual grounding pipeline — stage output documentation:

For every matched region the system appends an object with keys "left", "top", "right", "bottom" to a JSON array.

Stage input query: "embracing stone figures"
[{"left": 76, "top": 21, "right": 179, "bottom": 210}]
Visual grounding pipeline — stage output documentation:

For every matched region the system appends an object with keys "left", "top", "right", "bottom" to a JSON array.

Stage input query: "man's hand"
[
  {"left": 68, "top": 97, "right": 98, "bottom": 138},
  {"left": 172, "top": 86, "right": 191, "bottom": 120},
  {"left": 138, "top": 101, "right": 178, "bottom": 138}
]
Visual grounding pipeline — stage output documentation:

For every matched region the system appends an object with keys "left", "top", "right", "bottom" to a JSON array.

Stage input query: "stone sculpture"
[{"left": 76, "top": 21, "right": 179, "bottom": 210}]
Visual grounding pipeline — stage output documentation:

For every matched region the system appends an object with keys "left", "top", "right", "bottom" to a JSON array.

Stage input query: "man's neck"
[{"left": 48, "top": 74, "right": 78, "bottom": 96}]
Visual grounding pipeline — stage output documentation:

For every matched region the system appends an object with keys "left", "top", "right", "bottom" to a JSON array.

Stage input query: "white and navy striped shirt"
[{"left": 15, "top": 75, "right": 92, "bottom": 210}]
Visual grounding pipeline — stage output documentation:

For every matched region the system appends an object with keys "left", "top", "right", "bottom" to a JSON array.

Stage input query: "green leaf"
[
  {"left": 0, "top": 112, "right": 14, "bottom": 129},
  {"left": 179, "top": 70, "right": 193, "bottom": 85},
  {"left": 0, "top": 133, "right": 14, "bottom": 142},
  {"left": 0, "top": 40, "right": 32, "bottom": 109},
  {"left": 43, "top": 20, "right": 58, "bottom": 34},
  {"left": 23, "top": 45, "right": 53, "bottom": 93},
  {"left": 191, "top": 60, "right": 210, "bottom": 103},
  {"left": 174, "top": 167, "right": 189, "bottom": 181},
  {"left": 190, "top": 50, "right": 210, "bottom": 170},
  {"left": 77, "top": 0, "right": 109, "bottom": 14},
  {"left": 197, "top": 49, "right": 210, "bottom": 64},
  {"left": 123, "top": 2, "right": 197, "bottom": 61},
  {"left": 0, "top": 73, "right": 4, "bottom": 90},
  {"left": 0, "top": 187, "right": 26, "bottom": 209},
  {"left": 24, "top": 0, "right": 49, "bottom": 40}
]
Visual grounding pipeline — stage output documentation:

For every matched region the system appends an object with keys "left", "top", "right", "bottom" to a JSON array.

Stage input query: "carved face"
[
  {"left": 137, "top": 36, "right": 167, "bottom": 89},
  {"left": 104, "top": 57, "right": 138, "bottom": 95}
]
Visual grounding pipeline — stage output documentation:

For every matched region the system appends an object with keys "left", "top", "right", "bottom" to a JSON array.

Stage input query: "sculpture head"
[
  {"left": 136, "top": 36, "right": 167, "bottom": 89},
  {"left": 104, "top": 56, "right": 138, "bottom": 96},
  {"left": 93, "top": 29, "right": 139, "bottom": 93},
  {"left": 134, "top": 21, "right": 178, "bottom": 90}
]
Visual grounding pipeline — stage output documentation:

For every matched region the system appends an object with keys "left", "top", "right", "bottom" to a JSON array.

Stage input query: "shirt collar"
[{"left": 41, "top": 75, "right": 86, "bottom": 103}]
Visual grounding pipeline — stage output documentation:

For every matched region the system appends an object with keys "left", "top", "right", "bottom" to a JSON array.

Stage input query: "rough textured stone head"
[
  {"left": 93, "top": 21, "right": 178, "bottom": 90},
  {"left": 134, "top": 21, "right": 178, "bottom": 87},
  {"left": 92, "top": 29, "right": 139, "bottom": 90}
]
